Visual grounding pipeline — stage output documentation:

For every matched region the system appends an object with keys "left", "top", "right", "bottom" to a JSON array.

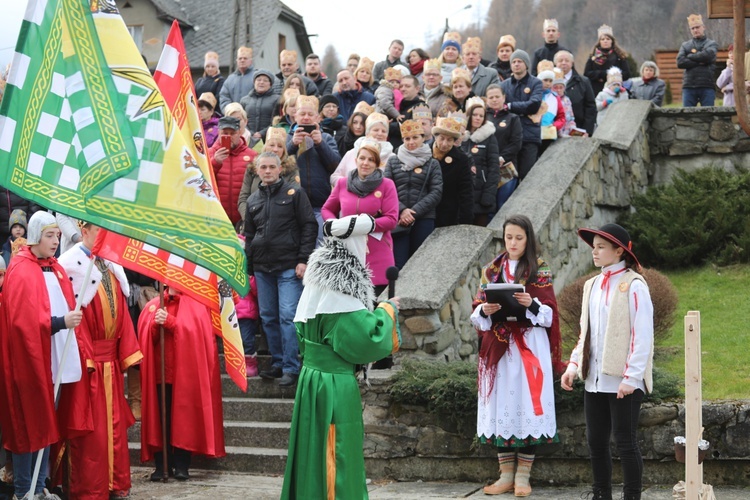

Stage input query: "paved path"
[{"left": 129, "top": 467, "right": 749, "bottom": 499}]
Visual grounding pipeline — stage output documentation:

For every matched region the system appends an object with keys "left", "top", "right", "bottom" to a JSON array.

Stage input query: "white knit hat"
[{"left": 26, "top": 211, "right": 58, "bottom": 245}]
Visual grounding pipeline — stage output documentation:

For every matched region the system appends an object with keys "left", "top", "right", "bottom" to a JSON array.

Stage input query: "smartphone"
[
  {"left": 300, "top": 124, "right": 316, "bottom": 134},
  {"left": 220, "top": 135, "right": 232, "bottom": 150}
]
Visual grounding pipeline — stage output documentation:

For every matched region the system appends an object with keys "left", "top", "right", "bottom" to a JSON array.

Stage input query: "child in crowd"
[
  {"left": 319, "top": 95, "right": 345, "bottom": 140},
  {"left": 374, "top": 67, "right": 404, "bottom": 121},
  {"left": 198, "top": 93, "right": 220, "bottom": 147},
  {"left": 562, "top": 223, "right": 654, "bottom": 500},
  {"left": 595, "top": 67, "right": 629, "bottom": 125},
  {"left": 552, "top": 69, "right": 584, "bottom": 137},
  {"left": 536, "top": 67, "right": 565, "bottom": 156},
  {"left": 1, "top": 209, "right": 26, "bottom": 267},
  {"left": 272, "top": 89, "right": 300, "bottom": 133},
  {"left": 716, "top": 44, "right": 735, "bottom": 106},
  {"left": 236, "top": 235, "right": 260, "bottom": 377}
]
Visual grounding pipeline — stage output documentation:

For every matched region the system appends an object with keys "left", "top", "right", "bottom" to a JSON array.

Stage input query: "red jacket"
[{"left": 210, "top": 137, "right": 257, "bottom": 225}]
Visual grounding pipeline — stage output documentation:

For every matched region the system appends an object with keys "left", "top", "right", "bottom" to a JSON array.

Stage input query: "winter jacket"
[
  {"left": 244, "top": 178, "right": 317, "bottom": 274},
  {"left": 375, "top": 81, "right": 402, "bottom": 120},
  {"left": 677, "top": 36, "right": 718, "bottom": 89},
  {"left": 469, "top": 64, "right": 501, "bottom": 97},
  {"left": 384, "top": 156, "right": 443, "bottom": 220},
  {"left": 434, "top": 146, "right": 474, "bottom": 227},
  {"left": 307, "top": 74, "right": 334, "bottom": 96},
  {"left": 219, "top": 67, "right": 255, "bottom": 112},
  {"left": 320, "top": 116, "right": 346, "bottom": 142},
  {"left": 195, "top": 74, "right": 225, "bottom": 105},
  {"left": 489, "top": 59, "right": 512, "bottom": 81},
  {"left": 286, "top": 127, "right": 341, "bottom": 208},
  {"left": 333, "top": 84, "right": 376, "bottom": 121},
  {"left": 202, "top": 116, "right": 220, "bottom": 147},
  {"left": 716, "top": 67, "right": 734, "bottom": 106},
  {"left": 336, "top": 128, "right": 363, "bottom": 156},
  {"left": 329, "top": 137, "right": 394, "bottom": 186},
  {"left": 423, "top": 84, "right": 450, "bottom": 118},
  {"left": 0, "top": 189, "right": 40, "bottom": 243},
  {"left": 235, "top": 276, "right": 258, "bottom": 320},
  {"left": 595, "top": 88, "right": 630, "bottom": 125},
  {"left": 541, "top": 91, "right": 566, "bottom": 133},
  {"left": 500, "top": 73, "right": 543, "bottom": 144},
  {"left": 373, "top": 56, "right": 406, "bottom": 83},
  {"left": 584, "top": 49, "right": 631, "bottom": 95},
  {"left": 321, "top": 176, "right": 399, "bottom": 286},
  {"left": 564, "top": 70, "right": 597, "bottom": 135},
  {"left": 461, "top": 122, "right": 500, "bottom": 214},
  {"left": 631, "top": 78, "right": 667, "bottom": 107},
  {"left": 487, "top": 108, "right": 523, "bottom": 165},
  {"left": 209, "top": 137, "right": 258, "bottom": 226},
  {"left": 531, "top": 43, "right": 569, "bottom": 75},
  {"left": 240, "top": 89, "right": 279, "bottom": 138},
  {"left": 238, "top": 156, "right": 300, "bottom": 220}
]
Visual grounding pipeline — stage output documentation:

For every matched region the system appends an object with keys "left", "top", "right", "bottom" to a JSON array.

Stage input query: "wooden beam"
[
  {"left": 684, "top": 311, "right": 702, "bottom": 499},
  {"left": 708, "top": 0, "right": 750, "bottom": 18}
]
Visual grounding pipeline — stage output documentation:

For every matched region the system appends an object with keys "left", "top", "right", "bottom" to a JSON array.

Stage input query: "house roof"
[
  {"left": 171, "top": 0, "right": 312, "bottom": 71},
  {"left": 149, "top": 0, "right": 193, "bottom": 28}
]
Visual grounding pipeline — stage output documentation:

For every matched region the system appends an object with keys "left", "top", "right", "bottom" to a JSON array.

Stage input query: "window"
[
  {"left": 278, "top": 34, "right": 286, "bottom": 52},
  {"left": 127, "top": 25, "right": 143, "bottom": 52}
]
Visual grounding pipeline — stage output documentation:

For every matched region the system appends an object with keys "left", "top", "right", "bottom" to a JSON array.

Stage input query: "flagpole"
[
  {"left": 28, "top": 257, "right": 95, "bottom": 499},
  {"left": 159, "top": 282, "right": 169, "bottom": 482}
]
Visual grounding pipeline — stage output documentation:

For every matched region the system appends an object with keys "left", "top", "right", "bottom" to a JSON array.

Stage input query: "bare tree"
[{"left": 321, "top": 44, "right": 343, "bottom": 79}]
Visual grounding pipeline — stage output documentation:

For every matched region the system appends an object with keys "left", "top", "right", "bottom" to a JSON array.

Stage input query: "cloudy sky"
[{"left": 1, "top": 0, "right": 487, "bottom": 72}]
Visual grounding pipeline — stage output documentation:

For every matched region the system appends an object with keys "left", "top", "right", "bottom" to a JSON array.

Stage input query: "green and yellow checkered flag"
[{"left": 0, "top": 0, "right": 247, "bottom": 294}]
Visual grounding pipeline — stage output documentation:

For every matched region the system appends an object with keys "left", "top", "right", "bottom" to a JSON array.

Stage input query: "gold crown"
[
  {"left": 597, "top": 24, "right": 614, "bottom": 39},
  {"left": 433, "top": 117, "right": 463, "bottom": 138},
  {"left": 353, "top": 101, "right": 374, "bottom": 116},
  {"left": 297, "top": 95, "right": 319, "bottom": 110},
  {"left": 204, "top": 51, "right": 219, "bottom": 64},
  {"left": 543, "top": 19, "right": 559, "bottom": 30},
  {"left": 237, "top": 46, "right": 253, "bottom": 58},
  {"left": 400, "top": 119, "right": 424, "bottom": 138},
  {"left": 357, "top": 57, "right": 374, "bottom": 71},
  {"left": 451, "top": 67, "right": 472, "bottom": 85},
  {"left": 280, "top": 49, "right": 298, "bottom": 63},
  {"left": 412, "top": 104, "right": 432, "bottom": 119},
  {"left": 384, "top": 67, "right": 403, "bottom": 82},
  {"left": 465, "top": 96, "right": 485, "bottom": 111},
  {"left": 497, "top": 35, "right": 516, "bottom": 51},
  {"left": 552, "top": 67, "right": 565, "bottom": 83},
  {"left": 536, "top": 60, "right": 554, "bottom": 75},
  {"left": 198, "top": 92, "right": 217, "bottom": 110},
  {"left": 463, "top": 37, "right": 482, "bottom": 53},
  {"left": 687, "top": 14, "right": 703, "bottom": 27},
  {"left": 283, "top": 88, "right": 300, "bottom": 100},
  {"left": 424, "top": 58, "right": 441, "bottom": 72},
  {"left": 449, "top": 111, "right": 467, "bottom": 128},
  {"left": 443, "top": 31, "right": 462, "bottom": 44},
  {"left": 366, "top": 112, "right": 389, "bottom": 130},
  {"left": 266, "top": 127, "right": 288, "bottom": 144}
]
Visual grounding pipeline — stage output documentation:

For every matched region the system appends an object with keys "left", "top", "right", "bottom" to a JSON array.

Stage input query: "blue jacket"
[
  {"left": 500, "top": 73, "right": 543, "bottom": 144},
  {"left": 333, "top": 85, "right": 376, "bottom": 121},
  {"left": 286, "top": 128, "right": 341, "bottom": 208}
]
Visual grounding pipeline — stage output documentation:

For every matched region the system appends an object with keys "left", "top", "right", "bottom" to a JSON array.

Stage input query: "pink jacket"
[
  {"left": 322, "top": 176, "right": 399, "bottom": 286},
  {"left": 235, "top": 275, "right": 259, "bottom": 320}
]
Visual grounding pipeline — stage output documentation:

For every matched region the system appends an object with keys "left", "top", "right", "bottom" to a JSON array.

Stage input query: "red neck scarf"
[{"left": 410, "top": 59, "right": 426, "bottom": 76}]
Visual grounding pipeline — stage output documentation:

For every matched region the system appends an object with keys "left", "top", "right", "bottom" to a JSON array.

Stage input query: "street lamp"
[{"left": 444, "top": 4, "right": 472, "bottom": 37}]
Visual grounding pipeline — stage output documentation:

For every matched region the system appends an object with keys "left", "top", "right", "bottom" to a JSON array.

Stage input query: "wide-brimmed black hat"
[{"left": 578, "top": 223, "right": 640, "bottom": 268}]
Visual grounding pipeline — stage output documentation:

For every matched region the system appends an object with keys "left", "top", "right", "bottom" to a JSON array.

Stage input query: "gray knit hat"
[
  {"left": 8, "top": 209, "right": 27, "bottom": 232},
  {"left": 253, "top": 69, "right": 276, "bottom": 86},
  {"left": 510, "top": 50, "right": 531, "bottom": 72}
]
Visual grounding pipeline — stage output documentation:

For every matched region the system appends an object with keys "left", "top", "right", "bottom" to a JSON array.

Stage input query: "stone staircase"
[{"left": 127, "top": 335, "right": 295, "bottom": 475}]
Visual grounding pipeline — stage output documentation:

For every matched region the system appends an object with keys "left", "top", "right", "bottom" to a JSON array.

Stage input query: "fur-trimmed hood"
[
  {"left": 58, "top": 243, "right": 130, "bottom": 307},
  {"left": 467, "top": 120, "right": 496, "bottom": 144},
  {"left": 303, "top": 239, "right": 374, "bottom": 311}
]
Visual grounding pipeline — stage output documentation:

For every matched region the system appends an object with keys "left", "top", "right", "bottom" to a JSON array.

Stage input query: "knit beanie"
[
  {"left": 319, "top": 94, "right": 340, "bottom": 112},
  {"left": 8, "top": 209, "right": 27, "bottom": 232},
  {"left": 510, "top": 50, "right": 531, "bottom": 72}
]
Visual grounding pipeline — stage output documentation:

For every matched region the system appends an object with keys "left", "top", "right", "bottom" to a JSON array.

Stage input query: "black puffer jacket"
[
  {"left": 0, "top": 189, "right": 42, "bottom": 242},
  {"left": 487, "top": 108, "right": 523, "bottom": 165},
  {"left": 384, "top": 155, "right": 443, "bottom": 220},
  {"left": 244, "top": 178, "right": 317, "bottom": 274},
  {"left": 434, "top": 146, "right": 474, "bottom": 227},
  {"left": 677, "top": 36, "right": 718, "bottom": 89},
  {"left": 461, "top": 122, "right": 500, "bottom": 215}
]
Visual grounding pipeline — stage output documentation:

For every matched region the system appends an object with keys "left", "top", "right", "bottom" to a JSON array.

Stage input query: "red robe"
[
  {"left": 138, "top": 293, "right": 225, "bottom": 462},
  {"left": 0, "top": 246, "right": 92, "bottom": 454},
  {"left": 59, "top": 247, "right": 143, "bottom": 499}
]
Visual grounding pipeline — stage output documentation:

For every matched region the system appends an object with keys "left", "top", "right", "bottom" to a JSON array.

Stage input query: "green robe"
[{"left": 281, "top": 302, "right": 400, "bottom": 500}]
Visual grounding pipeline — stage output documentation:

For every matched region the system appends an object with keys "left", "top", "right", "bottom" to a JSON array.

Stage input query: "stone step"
[
  {"left": 128, "top": 442, "right": 287, "bottom": 475},
  {"left": 128, "top": 420, "right": 291, "bottom": 449},
  {"left": 221, "top": 374, "right": 298, "bottom": 398},
  {"left": 219, "top": 353, "right": 275, "bottom": 373},
  {"left": 224, "top": 397, "right": 295, "bottom": 422}
]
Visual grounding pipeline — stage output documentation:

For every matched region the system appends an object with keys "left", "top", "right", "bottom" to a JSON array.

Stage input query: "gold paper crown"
[
  {"left": 597, "top": 24, "right": 614, "bottom": 39},
  {"left": 443, "top": 31, "right": 462, "bottom": 44},
  {"left": 497, "top": 34, "right": 516, "bottom": 51},
  {"left": 297, "top": 95, "right": 319, "bottom": 111},
  {"left": 400, "top": 119, "right": 424, "bottom": 138},
  {"left": 266, "top": 127, "right": 288, "bottom": 144},
  {"left": 687, "top": 14, "right": 703, "bottom": 27},
  {"left": 451, "top": 67, "right": 472, "bottom": 86},
  {"left": 543, "top": 19, "right": 559, "bottom": 30},
  {"left": 552, "top": 67, "right": 565, "bottom": 83},
  {"left": 536, "top": 60, "right": 554, "bottom": 75},
  {"left": 465, "top": 96, "right": 485, "bottom": 111},
  {"left": 449, "top": 111, "right": 467, "bottom": 128},
  {"left": 424, "top": 58, "right": 441, "bottom": 72},
  {"left": 280, "top": 49, "right": 298, "bottom": 63},
  {"left": 237, "top": 46, "right": 253, "bottom": 58},
  {"left": 283, "top": 88, "right": 300, "bottom": 101},
  {"left": 384, "top": 67, "right": 403, "bottom": 82},
  {"left": 365, "top": 112, "right": 389, "bottom": 131},
  {"left": 204, "top": 51, "right": 219, "bottom": 64},
  {"left": 353, "top": 101, "right": 375, "bottom": 116},
  {"left": 358, "top": 138, "right": 382, "bottom": 163},
  {"left": 357, "top": 57, "right": 374, "bottom": 71},
  {"left": 433, "top": 117, "right": 462, "bottom": 138},
  {"left": 412, "top": 104, "right": 432, "bottom": 120},
  {"left": 198, "top": 92, "right": 217, "bottom": 110},
  {"left": 463, "top": 37, "right": 482, "bottom": 53}
]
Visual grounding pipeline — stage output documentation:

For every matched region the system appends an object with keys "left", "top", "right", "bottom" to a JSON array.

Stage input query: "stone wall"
[{"left": 362, "top": 373, "right": 750, "bottom": 485}]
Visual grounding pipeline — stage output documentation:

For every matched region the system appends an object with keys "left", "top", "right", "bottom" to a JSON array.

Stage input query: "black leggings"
[
  {"left": 497, "top": 445, "right": 536, "bottom": 455},
  {"left": 584, "top": 390, "right": 644, "bottom": 496}
]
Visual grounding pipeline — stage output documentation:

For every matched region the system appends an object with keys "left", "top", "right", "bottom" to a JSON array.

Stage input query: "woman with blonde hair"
[
  {"left": 272, "top": 89, "right": 300, "bottom": 133},
  {"left": 354, "top": 57, "right": 376, "bottom": 94},
  {"left": 195, "top": 51, "right": 225, "bottom": 105}
]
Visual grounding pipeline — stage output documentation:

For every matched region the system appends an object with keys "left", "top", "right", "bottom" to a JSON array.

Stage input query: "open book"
[{"left": 484, "top": 283, "right": 526, "bottom": 322}]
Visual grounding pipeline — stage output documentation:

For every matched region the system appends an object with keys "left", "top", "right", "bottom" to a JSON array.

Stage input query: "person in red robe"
[
  {"left": 0, "top": 212, "right": 91, "bottom": 499},
  {"left": 138, "top": 287, "right": 225, "bottom": 481},
  {"left": 58, "top": 223, "right": 143, "bottom": 499}
]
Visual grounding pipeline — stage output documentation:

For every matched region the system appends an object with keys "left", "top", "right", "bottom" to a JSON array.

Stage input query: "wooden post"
[
  {"left": 732, "top": 0, "right": 750, "bottom": 136},
  {"left": 684, "top": 311, "right": 702, "bottom": 499}
]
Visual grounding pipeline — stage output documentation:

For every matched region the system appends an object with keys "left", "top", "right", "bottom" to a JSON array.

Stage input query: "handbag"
[{"left": 392, "top": 163, "right": 431, "bottom": 235}]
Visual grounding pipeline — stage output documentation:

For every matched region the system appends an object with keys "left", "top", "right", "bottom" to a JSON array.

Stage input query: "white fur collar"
[
  {"left": 58, "top": 243, "right": 130, "bottom": 307},
  {"left": 469, "top": 121, "right": 496, "bottom": 143}
]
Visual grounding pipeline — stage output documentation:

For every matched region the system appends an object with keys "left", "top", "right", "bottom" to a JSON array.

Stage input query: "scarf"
[
  {"left": 397, "top": 143, "right": 432, "bottom": 171},
  {"left": 347, "top": 168, "right": 383, "bottom": 197},
  {"left": 424, "top": 85, "right": 441, "bottom": 100},
  {"left": 410, "top": 59, "right": 426, "bottom": 76},
  {"left": 432, "top": 142, "right": 448, "bottom": 161},
  {"left": 591, "top": 46, "right": 612, "bottom": 66},
  {"left": 473, "top": 253, "right": 564, "bottom": 401}
]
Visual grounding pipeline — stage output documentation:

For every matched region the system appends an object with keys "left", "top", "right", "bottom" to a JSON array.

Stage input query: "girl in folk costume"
[
  {"left": 471, "top": 215, "right": 564, "bottom": 497},
  {"left": 281, "top": 214, "right": 400, "bottom": 500},
  {"left": 561, "top": 224, "right": 654, "bottom": 500}
]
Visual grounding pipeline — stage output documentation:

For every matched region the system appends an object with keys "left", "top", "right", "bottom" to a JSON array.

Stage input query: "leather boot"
[
  {"left": 127, "top": 367, "right": 141, "bottom": 420},
  {"left": 483, "top": 451, "right": 515, "bottom": 495},
  {"left": 514, "top": 453, "right": 534, "bottom": 497},
  {"left": 245, "top": 355, "right": 258, "bottom": 378}
]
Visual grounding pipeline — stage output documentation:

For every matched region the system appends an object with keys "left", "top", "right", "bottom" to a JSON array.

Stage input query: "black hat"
[
  {"left": 318, "top": 94, "right": 339, "bottom": 112},
  {"left": 578, "top": 223, "right": 640, "bottom": 268},
  {"left": 218, "top": 116, "right": 241, "bottom": 131}
]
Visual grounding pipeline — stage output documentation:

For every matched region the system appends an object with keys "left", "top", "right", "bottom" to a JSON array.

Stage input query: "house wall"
[
  {"left": 252, "top": 17, "right": 308, "bottom": 74},
  {"left": 115, "top": 0, "right": 169, "bottom": 68}
]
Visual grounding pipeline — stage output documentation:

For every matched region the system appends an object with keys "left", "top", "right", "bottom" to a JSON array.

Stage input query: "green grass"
[{"left": 658, "top": 264, "right": 750, "bottom": 399}]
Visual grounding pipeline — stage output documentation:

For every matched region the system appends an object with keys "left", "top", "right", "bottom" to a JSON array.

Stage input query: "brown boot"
[
  {"left": 483, "top": 451, "right": 515, "bottom": 495},
  {"left": 514, "top": 453, "right": 534, "bottom": 497},
  {"left": 127, "top": 367, "right": 141, "bottom": 420}
]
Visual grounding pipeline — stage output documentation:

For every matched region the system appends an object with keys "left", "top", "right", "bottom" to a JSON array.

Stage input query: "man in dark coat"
[
  {"left": 677, "top": 14, "right": 718, "bottom": 107},
  {"left": 531, "top": 19, "right": 569, "bottom": 76},
  {"left": 304, "top": 54, "right": 334, "bottom": 96},
  {"left": 333, "top": 70, "right": 376, "bottom": 122},
  {"left": 555, "top": 50, "right": 597, "bottom": 136},
  {"left": 372, "top": 40, "right": 406, "bottom": 83}
]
